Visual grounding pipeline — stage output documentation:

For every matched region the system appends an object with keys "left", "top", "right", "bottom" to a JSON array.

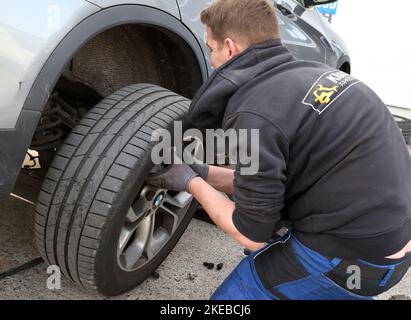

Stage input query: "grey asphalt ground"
[
  {"left": 0, "top": 195, "right": 244, "bottom": 300},
  {"left": 0, "top": 194, "right": 410, "bottom": 300}
]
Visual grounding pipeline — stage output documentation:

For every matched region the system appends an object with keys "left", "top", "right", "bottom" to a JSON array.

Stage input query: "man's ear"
[{"left": 224, "top": 38, "right": 242, "bottom": 59}]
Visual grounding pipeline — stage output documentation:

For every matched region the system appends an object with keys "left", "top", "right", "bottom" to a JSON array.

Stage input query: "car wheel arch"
[
  {"left": 22, "top": 5, "right": 208, "bottom": 117},
  {"left": 6, "top": 5, "right": 208, "bottom": 202}
]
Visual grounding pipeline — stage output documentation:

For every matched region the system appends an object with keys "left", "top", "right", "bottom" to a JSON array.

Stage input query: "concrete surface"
[
  {"left": 0, "top": 194, "right": 410, "bottom": 300},
  {"left": 0, "top": 195, "right": 244, "bottom": 300}
]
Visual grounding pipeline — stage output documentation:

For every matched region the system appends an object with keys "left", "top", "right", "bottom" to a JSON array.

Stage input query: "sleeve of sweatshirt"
[{"left": 224, "top": 112, "right": 289, "bottom": 243}]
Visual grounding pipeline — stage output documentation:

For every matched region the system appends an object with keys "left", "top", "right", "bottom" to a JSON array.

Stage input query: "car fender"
[{"left": 0, "top": 4, "right": 208, "bottom": 200}]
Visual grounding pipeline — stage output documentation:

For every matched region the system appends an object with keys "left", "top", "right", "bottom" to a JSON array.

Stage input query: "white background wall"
[{"left": 330, "top": 0, "right": 411, "bottom": 110}]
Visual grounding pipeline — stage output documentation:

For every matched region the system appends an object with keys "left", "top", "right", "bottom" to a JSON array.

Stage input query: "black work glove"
[
  {"left": 190, "top": 163, "right": 209, "bottom": 181},
  {"left": 146, "top": 164, "right": 199, "bottom": 192}
]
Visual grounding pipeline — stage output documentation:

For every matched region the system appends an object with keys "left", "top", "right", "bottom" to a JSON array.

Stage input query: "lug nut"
[{"left": 203, "top": 262, "right": 215, "bottom": 270}]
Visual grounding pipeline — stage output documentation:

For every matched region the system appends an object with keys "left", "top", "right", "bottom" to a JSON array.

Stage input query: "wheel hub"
[{"left": 117, "top": 186, "right": 193, "bottom": 272}]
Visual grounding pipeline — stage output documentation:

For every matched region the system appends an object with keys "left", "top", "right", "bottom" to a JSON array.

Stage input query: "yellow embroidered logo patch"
[{"left": 302, "top": 71, "right": 360, "bottom": 115}]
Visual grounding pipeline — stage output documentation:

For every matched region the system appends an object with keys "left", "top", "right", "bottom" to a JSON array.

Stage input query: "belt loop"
[{"left": 379, "top": 266, "right": 396, "bottom": 287}]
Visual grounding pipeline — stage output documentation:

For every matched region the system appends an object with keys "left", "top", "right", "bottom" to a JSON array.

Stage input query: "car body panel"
[
  {"left": 273, "top": 0, "right": 325, "bottom": 63},
  {"left": 87, "top": 0, "right": 180, "bottom": 18},
  {"left": 0, "top": 0, "right": 100, "bottom": 129},
  {"left": 177, "top": 0, "right": 349, "bottom": 72},
  {"left": 284, "top": 0, "right": 350, "bottom": 67},
  {"left": 0, "top": 4, "right": 208, "bottom": 199},
  {"left": 176, "top": 0, "right": 213, "bottom": 75}
]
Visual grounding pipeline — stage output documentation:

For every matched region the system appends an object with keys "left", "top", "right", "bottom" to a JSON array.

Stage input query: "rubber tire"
[{"left": 34, "top": 84, "right": 198, "bottom": 296}]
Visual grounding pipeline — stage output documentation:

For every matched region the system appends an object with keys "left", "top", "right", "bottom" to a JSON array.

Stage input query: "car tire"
[{"left": 34, "top": 84, "right": 198, "bottom": 296}]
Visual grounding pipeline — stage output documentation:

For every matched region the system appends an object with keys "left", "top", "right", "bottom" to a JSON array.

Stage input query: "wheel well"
[
  {"left": 67, "top": 24, "right": 203, "bottom": 100},
  {"left": 339, "top": 62, "right": 351, "bottom": 74},
  {"left": 29, "top": 24, "right": 203, "bottom": 159}
]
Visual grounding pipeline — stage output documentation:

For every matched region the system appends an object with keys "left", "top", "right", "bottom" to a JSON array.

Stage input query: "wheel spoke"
[
  {"left": 163, "top": 191, "right": 193, "bottom": 209},
  {"left": 117, "top": 181, "right": 194, "bottom": 272},
  {"left": 143, "top": 214, "right": 156, "bottom": 260},
  {"left": 130, "top": 191, "right": 151, "bottom": 222},
  {"left": 159, "top": 204, "right": 179, "bottom": 234},
  {"left": 120, "top": 214, "right": 152, "bottom": 268},
  {"left": 118, "top": 203, "right": 150, "bottom": 255},
  {"left": 118, "top": 223, "right": 135, "bottom": 254},
  {"left": 143, "top": 211, "right": 171, "bottom": 260}
]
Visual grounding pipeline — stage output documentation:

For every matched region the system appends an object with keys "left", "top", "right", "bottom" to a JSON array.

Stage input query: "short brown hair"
[{"left": 201, "top": 0, "right": 280, "bottom": 48}]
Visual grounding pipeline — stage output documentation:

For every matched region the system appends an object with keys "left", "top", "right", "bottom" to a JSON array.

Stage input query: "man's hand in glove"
[
  {"left": 190, "top": 163, "right": 209, "bottom": 181},
  {"left": 146, "top": 164, "right": 200, "bottom": 192}
]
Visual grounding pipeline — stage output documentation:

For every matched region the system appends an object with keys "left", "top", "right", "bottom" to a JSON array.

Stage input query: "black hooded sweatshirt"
[{"left": 184, "top": 39, "right": 411, "bottom": 260}]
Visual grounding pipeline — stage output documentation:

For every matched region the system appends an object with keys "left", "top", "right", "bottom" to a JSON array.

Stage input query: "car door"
[
  {"left": 177, "top": 0, "right": 335, "bottom": 72},
  {"left": 288, "top": 0, "right": 340, "bottom": 66},
  {"left": 274, "top": 0, "right": 332, "bottom": 64}
]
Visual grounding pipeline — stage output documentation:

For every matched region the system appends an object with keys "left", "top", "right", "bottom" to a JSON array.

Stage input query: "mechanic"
[{"left": 147, "top": 0, "right": 411, "bottom": 300}]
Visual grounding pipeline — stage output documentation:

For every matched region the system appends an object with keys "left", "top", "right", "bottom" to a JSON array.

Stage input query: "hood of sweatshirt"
[{"left": 185, "top": 38, "right": 295, "bottom": 129}]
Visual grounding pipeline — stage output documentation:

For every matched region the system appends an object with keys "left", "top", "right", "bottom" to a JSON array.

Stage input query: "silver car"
[{"left": 0, "top": 0, "right": 349, "bottom": 296}]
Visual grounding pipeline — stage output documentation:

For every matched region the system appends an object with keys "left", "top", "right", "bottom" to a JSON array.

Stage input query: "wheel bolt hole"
[{"left": 145, "top": 191, "right": 155, "bottom": 201}]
